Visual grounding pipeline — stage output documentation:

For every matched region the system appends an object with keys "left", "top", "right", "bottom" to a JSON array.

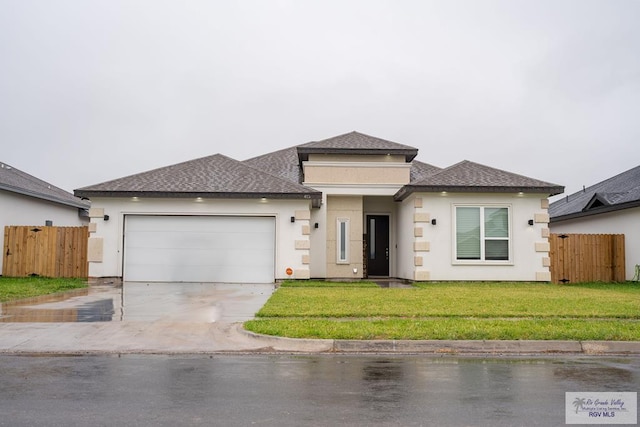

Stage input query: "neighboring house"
[
  {"left": 549, "top": 165, "right": 640, "bottom": 281},
  {"left": 75, "top": 131, "right": 563, "bottom": 283},
  {"left": 0, "top": 161, "right": 90, "bottom": 273}
]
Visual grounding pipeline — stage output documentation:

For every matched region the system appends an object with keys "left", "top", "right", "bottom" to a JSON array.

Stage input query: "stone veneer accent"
[
  {"left": 536, "top": 272, "right": 551, "bottom": 281},
  {"left": 294, "top": 210, "right": 311, "bottom": 220},
  {"left": 535, "top": 242, "right": 551, "bottom": 252},
  {"left": 295, "top": 240, "right": 310, "bottom": 249},
  {"left": 534, "top": 213, "right": 550, "bottom": 223},
  {"left": 414, "top": 241, "right": 430, "bottom": 251},
  {"left": 87, "top": 238, "right": 104, "bottom": 262},
  {"left": 414, "top": 270, "right": 430, "bottom": 281},
  {"left": 294, "top": 269, "right": 311, "bottom": 279},
  {"left": 88, "top": 208, "right": 104, "bottom": 218}
]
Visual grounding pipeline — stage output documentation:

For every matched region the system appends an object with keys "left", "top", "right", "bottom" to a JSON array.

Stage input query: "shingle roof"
[
  {"left": 395, "top": 160, "right": 564, "bottom": 200},
  {"left": 297, "top": 131, "right": 418, "bottom": 162},
  {"left": 410, "top": 160, "right": 443, "bottom": 183},
  {"left": 74, "top": 154, "right": 322, "bottom": 203},
  {"left": 243, "top": 146, "right": 303, "bottom": 183},
  {"left": 549, "top": 164, "right": 640, "bottom": 221},
  {"left": 0, "top": 161, "right": 89, "bottom": 209}
]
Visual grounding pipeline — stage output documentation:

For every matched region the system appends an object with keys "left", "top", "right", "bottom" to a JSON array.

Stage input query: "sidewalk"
[{"left": 0, "top": 321, "right": 639, "bottom": 355}]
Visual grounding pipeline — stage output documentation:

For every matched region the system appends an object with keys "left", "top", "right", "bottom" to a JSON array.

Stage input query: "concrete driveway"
[{"left": 0, "top": 282, "right": 325, "bottom": 353}]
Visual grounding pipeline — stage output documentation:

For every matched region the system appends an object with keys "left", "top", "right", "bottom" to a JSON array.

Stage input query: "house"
[
  {"left": 0, "top": 161, "right": 90, "bottom": 273},
  {"left": 74, "top": 132, "right": 563, "bottom": 283},
  {"left": 549, "top": 165, "right": 640, "bottom": 281}
]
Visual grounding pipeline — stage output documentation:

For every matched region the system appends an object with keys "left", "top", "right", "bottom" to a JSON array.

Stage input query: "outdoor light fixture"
[
  {"left": 103, "top": 215, "right": 110, "bottom": 221},
  {"left": 528, "top": 219, "right": 534, "bottom": 226},
  {"left": 314, "top": 223, "right": 319, "bottom": 229},
  {"left": 291, "top": 216, "right": 295, "bottom": 223},
  {"left": 431, "top": 219, "right": 437, "bottom": 225}
]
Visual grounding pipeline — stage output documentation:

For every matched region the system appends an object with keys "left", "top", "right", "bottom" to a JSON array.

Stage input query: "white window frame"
[
  {"left": 336, "top": 218, "right": 350, "bottom": 264},
  {"left": 453, "top": 204, "right": 512, "bottom": 265}
]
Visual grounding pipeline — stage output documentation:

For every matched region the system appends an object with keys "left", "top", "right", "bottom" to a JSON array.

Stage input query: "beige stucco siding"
[
  {"left": 304, "top": 164, "right": 410, "bottom": 185},
  {"left": 325, "top": 195, "right": 363, "bottom": 278}
]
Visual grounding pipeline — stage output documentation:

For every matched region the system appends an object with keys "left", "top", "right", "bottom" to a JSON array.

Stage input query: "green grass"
[
  {"left": 245, "top": 281, "right": 640, "bottom": 341},
  {"left": 0, "top": 277, "right": 88, "bottom": 302}
]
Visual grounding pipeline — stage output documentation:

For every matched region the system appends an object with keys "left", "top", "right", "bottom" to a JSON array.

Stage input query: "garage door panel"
[{"left": 124, "top": 216, "right": 275, "bottom": 283}]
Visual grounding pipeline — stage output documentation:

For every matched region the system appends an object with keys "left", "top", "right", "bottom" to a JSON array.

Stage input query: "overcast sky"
[{"left": 1, "top": 1, "right": 638, "bottom": 199}]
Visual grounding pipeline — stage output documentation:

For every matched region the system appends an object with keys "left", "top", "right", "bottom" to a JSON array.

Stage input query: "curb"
[{"left": 239, "top": 327, "right": 640, "bottom": 355}]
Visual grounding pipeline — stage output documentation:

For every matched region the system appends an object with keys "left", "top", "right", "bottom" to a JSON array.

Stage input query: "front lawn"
[
  {"left": 244, "top": 282, "right": 640, "bottom": 340},
  {"left": 0, "top": 277, "right": 87, "bottom": 302}
]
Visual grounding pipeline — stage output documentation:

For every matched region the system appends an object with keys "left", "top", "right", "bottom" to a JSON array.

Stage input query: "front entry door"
[{"left": 367, "top": 215, "right": 389, "bottom": 276}]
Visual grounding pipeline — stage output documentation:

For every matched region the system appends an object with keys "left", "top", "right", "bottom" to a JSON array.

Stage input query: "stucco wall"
[
  {"left": 398, "top": 192, "right": 551, "bottom": 281},
  {"left": 549, "top": 207, "right": 640, "bottom": 280},
  {"left": 0, "top": 190, "right": 86, "bottom": 273},
  {"left": 85, "top": 197, "right": 312, "bottom": 281},
  {"left": 325, "top": 195, "right": 363, "bottom": 279},
  {"left": 303, "top": 163, "right": 410, "bottom": 185}
]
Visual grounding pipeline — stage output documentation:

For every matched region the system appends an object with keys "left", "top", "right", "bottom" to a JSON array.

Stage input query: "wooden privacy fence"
[
  {"left": 2, "top": 226, "right": 88, "bottom": 278},
  {"left": 549, "top": 233, "right": 625, "bottom": 283}
]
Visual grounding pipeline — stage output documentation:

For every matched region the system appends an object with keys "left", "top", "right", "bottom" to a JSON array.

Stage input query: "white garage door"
[{"left": 124, "top": 215, "right": 275, "bottom": 283}]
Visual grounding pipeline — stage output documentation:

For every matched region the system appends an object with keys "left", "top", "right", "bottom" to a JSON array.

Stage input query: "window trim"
[
  {"left": 336, "top": 218, "right": 350, "bottom": 264},
  {"left": 452, "top": 204, "right": 513, "bottom": 265}
]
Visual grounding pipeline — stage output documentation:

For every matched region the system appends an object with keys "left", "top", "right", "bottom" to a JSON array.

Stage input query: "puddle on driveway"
[{"left": 0, "top": 283, "right": 274, "bottom": 323}]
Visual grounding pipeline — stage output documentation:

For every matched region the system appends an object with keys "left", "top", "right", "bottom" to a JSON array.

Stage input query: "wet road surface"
[{"left": 0, "top": 355, "right": 637, "bottom": 426}]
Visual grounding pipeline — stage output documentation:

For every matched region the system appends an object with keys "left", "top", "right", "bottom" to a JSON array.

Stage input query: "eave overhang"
[
  {"left": 394, "top": 184, "right": 565, "bottom": 201},
  {"left": 297, "top": 147, "right": 418, "bottom": 165},
  {"left": 74, "top": 190, "right": 323, "bottom": 208}
]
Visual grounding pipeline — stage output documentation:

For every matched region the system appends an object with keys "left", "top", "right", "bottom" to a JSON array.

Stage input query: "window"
[
  {"left": 337, "top": 218, "right": 349, "bottom": 263},
  {"left": 455, "top": 206, "right": 510, "bottom": 262}
]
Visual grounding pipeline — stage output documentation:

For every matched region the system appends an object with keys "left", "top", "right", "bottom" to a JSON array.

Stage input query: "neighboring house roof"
[
  {"left": 296, "top": 131, "right": 418, "bottom": 163},
  {"left": 395, "top": 160, "right": 564, "bottom": 201},
  {"left": 74, "top": 154, "right": 322, "bottom": 205},
  {"left": 0, "top": 161, "right": 89, "bottom": 209},
  {"left": 549, "top": 164, "right": 640, "bottom": 222}
]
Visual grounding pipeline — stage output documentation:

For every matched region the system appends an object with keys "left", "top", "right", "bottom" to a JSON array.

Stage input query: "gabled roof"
[
  {"left": 296, "top": 131, "right": 418, "bottom": 163},
  {"left": 395, "top": 160, "right": 564, "bottom": 200},
  {"left": 0, "top": 161, "right": 89, "bottom": 209},
  {"left": 549, "top": 164, "right": 640, "bottom": 222},
  {"left": 74, "top": 154, "right": 322, "bottom": 204}
]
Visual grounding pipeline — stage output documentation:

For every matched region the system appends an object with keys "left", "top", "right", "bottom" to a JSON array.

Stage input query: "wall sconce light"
[
  {"left": 45, "top": 220, "right": 53, "bottom": 226},
  {"left": 103, "top": 215, "right": 110, "bottom": 221},
  {"left": 290, "top": 216, "right": 295, "bottom": 223},
  {"left": 314, "top": 223, "right": 319, "bottom": 229},
  {"left": 528, "top": 219, "right": 534, "bottom": 226},
  {"left": 431, "top": 219, "right": 437, "bottom": 225}
]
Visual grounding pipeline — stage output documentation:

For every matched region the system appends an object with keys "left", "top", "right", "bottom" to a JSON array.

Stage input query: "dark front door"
[{"left": 366, "top": 215, "right": 389, "bottom": 276}]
